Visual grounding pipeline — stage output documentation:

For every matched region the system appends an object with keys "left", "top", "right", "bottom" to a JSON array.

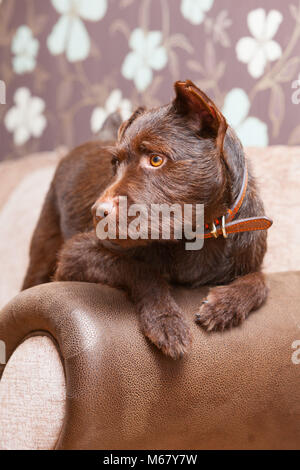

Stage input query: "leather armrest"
[{"left": 1, "top": 271, "right": 300, "bottom": 449}]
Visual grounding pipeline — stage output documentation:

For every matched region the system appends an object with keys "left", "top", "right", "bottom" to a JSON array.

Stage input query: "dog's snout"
[{"left": 92, "top": 200, "right": 115, "bottom": 223}]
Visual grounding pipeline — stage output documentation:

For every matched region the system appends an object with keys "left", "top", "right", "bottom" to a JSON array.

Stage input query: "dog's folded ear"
[
  {"left": 173, "top": 80, "right": 228, "bottom": 156},
  {"left": 118, "top": 106, "right": 146, "bottom": 141}
]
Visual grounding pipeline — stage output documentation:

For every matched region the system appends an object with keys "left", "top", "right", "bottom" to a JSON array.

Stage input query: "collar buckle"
[
  {"left": 210, "top": 222, "right": 218, "bottom": 238},
  {"left": 221, "top": 215, "right": 228, "bottom": 238}
]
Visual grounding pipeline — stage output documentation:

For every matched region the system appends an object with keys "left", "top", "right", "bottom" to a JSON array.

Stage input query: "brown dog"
[{"left": 23, "top": 80, "right": 272, "bottom": 359}]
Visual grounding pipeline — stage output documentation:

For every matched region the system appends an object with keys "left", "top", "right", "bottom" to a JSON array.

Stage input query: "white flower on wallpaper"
[
  {"left": 4, "top": 88, "right": 47, "bottom": 146},
  {"left": 222, "top": 88, "right": 268, "bottom": 147},
  {"left": 11, "top": 25, "right": 39, "bottom": 74},
  {"left": 47, "top": 0, "right": 107, "bottom": 62},
  {"left": 180, "top": 0, "right": 214, "bottom": 25},
  {"left": 90, "top": 89, "right": 132, "bottom": 133},
  {"left": 236, "top": 8, "right": 282, "bottom": 78},
  {"left": 122, "top": 28, "right": 168, "bottom": 92}
]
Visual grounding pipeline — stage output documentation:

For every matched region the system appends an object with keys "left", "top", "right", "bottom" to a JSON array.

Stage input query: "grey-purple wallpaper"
[{"left": 1, "top": 0, "right": 300, "bottom": 161}]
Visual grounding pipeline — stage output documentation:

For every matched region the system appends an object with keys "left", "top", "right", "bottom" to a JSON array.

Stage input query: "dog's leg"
[
  {"left": 54, "top": 232, "right": 192, "bottom": 359},
  {"left": 22, "top": 186, "right": 63, "bottom": 290},
  {"left": 195, "top": 272, "right": 268, "bottom": 331}
]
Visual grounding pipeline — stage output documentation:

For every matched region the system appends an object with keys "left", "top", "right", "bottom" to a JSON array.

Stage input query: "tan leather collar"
[{"left": 204, "top": 164, "right": 273, "bottom": 239}]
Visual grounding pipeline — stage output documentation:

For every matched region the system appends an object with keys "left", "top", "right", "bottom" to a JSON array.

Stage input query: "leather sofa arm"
[{"left": 0, "top": 272, "right": 300, "bottom": 449}]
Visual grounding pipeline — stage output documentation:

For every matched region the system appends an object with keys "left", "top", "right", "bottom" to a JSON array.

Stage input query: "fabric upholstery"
[
  {"left": 0, "top": 336, "right": 65, "bottom": 450},
  {"left": 247, "top": 146, "right": 300, "bottom": 274},
  {"left": 1, "top": 271, "right": 300, "bottom": 449},
  {"left": 0, "top": 149, "right": 66, "bottom": 308}
]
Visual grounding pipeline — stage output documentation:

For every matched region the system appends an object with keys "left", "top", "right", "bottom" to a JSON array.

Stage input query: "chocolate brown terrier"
[{"left": 23, "top": 80, "right": 272, "bottom": 359}]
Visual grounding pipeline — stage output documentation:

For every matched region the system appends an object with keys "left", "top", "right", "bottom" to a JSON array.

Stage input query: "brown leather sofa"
[
  {"left": 1, "top": 272, "right": 300, "bottom": 450},
  {"left": 0, "top": 147, "right": 300, "bottom": 449}
]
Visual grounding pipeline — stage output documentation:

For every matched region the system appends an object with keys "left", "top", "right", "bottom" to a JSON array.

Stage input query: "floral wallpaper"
[{"left": 1, "top": 0, "right": 300, "bottom": 161}]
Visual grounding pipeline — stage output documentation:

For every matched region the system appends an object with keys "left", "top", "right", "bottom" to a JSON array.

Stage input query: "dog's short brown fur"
[{"left": 23, "top": 80, "right": 268, "bottom": 359}]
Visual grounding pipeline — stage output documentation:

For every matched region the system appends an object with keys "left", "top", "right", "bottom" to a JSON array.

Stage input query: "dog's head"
[{"left": 93, "top": 80, "right": 232, "bottom": 246}]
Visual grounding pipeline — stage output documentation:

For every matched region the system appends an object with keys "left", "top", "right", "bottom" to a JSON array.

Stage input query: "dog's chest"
[{"left": 140, "top": 240, "right": 231, "bottom": 287}]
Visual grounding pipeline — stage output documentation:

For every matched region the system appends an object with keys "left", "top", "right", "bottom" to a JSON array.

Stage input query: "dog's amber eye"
[
  {"left": 111, "top": 157, "right": 120, "bottom": 171},
  {"left": 150, "top": 155, "right": 164, "bottom": 167}
]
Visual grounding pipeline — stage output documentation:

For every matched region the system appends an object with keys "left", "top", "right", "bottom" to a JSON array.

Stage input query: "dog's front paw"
[
  {"left": 195, "top": 285, "right": 247, "bottom": 332},
  {"left": 142, "top": 306, "right": 192, "bottom": 359}
]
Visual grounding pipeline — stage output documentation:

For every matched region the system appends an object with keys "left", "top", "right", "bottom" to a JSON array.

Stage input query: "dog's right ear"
[
  {"left": 118, "top": 106, "right": 146, "bottom": 141},
  {"left": 173, "top": 80, "right": 228, "bottom": 157}
]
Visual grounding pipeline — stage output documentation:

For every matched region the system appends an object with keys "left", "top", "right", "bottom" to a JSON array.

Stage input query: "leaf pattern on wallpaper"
[
  {"left": 269, "top": 84, "right": 285, "bottom": 138},
  {"left": 0, "top": 0, "right": 15, "bottom": 47},
  {"left": 204, "top": 10, "right": 232, "bottom": 47},
  {"left": 1, "top": 0, "right": 300, "bottom": 160},
  {"left": 276, "top": 56, "right": 300, "bottom": 82},
  {"left": 288, "top": 124, "right": 300, "bottom": 144},
  {"left": 187, "top": 40, "right": 225, "bottom": 105},
  {"left": 56, "top": 77, "right": 73, "bottom": 112}
]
